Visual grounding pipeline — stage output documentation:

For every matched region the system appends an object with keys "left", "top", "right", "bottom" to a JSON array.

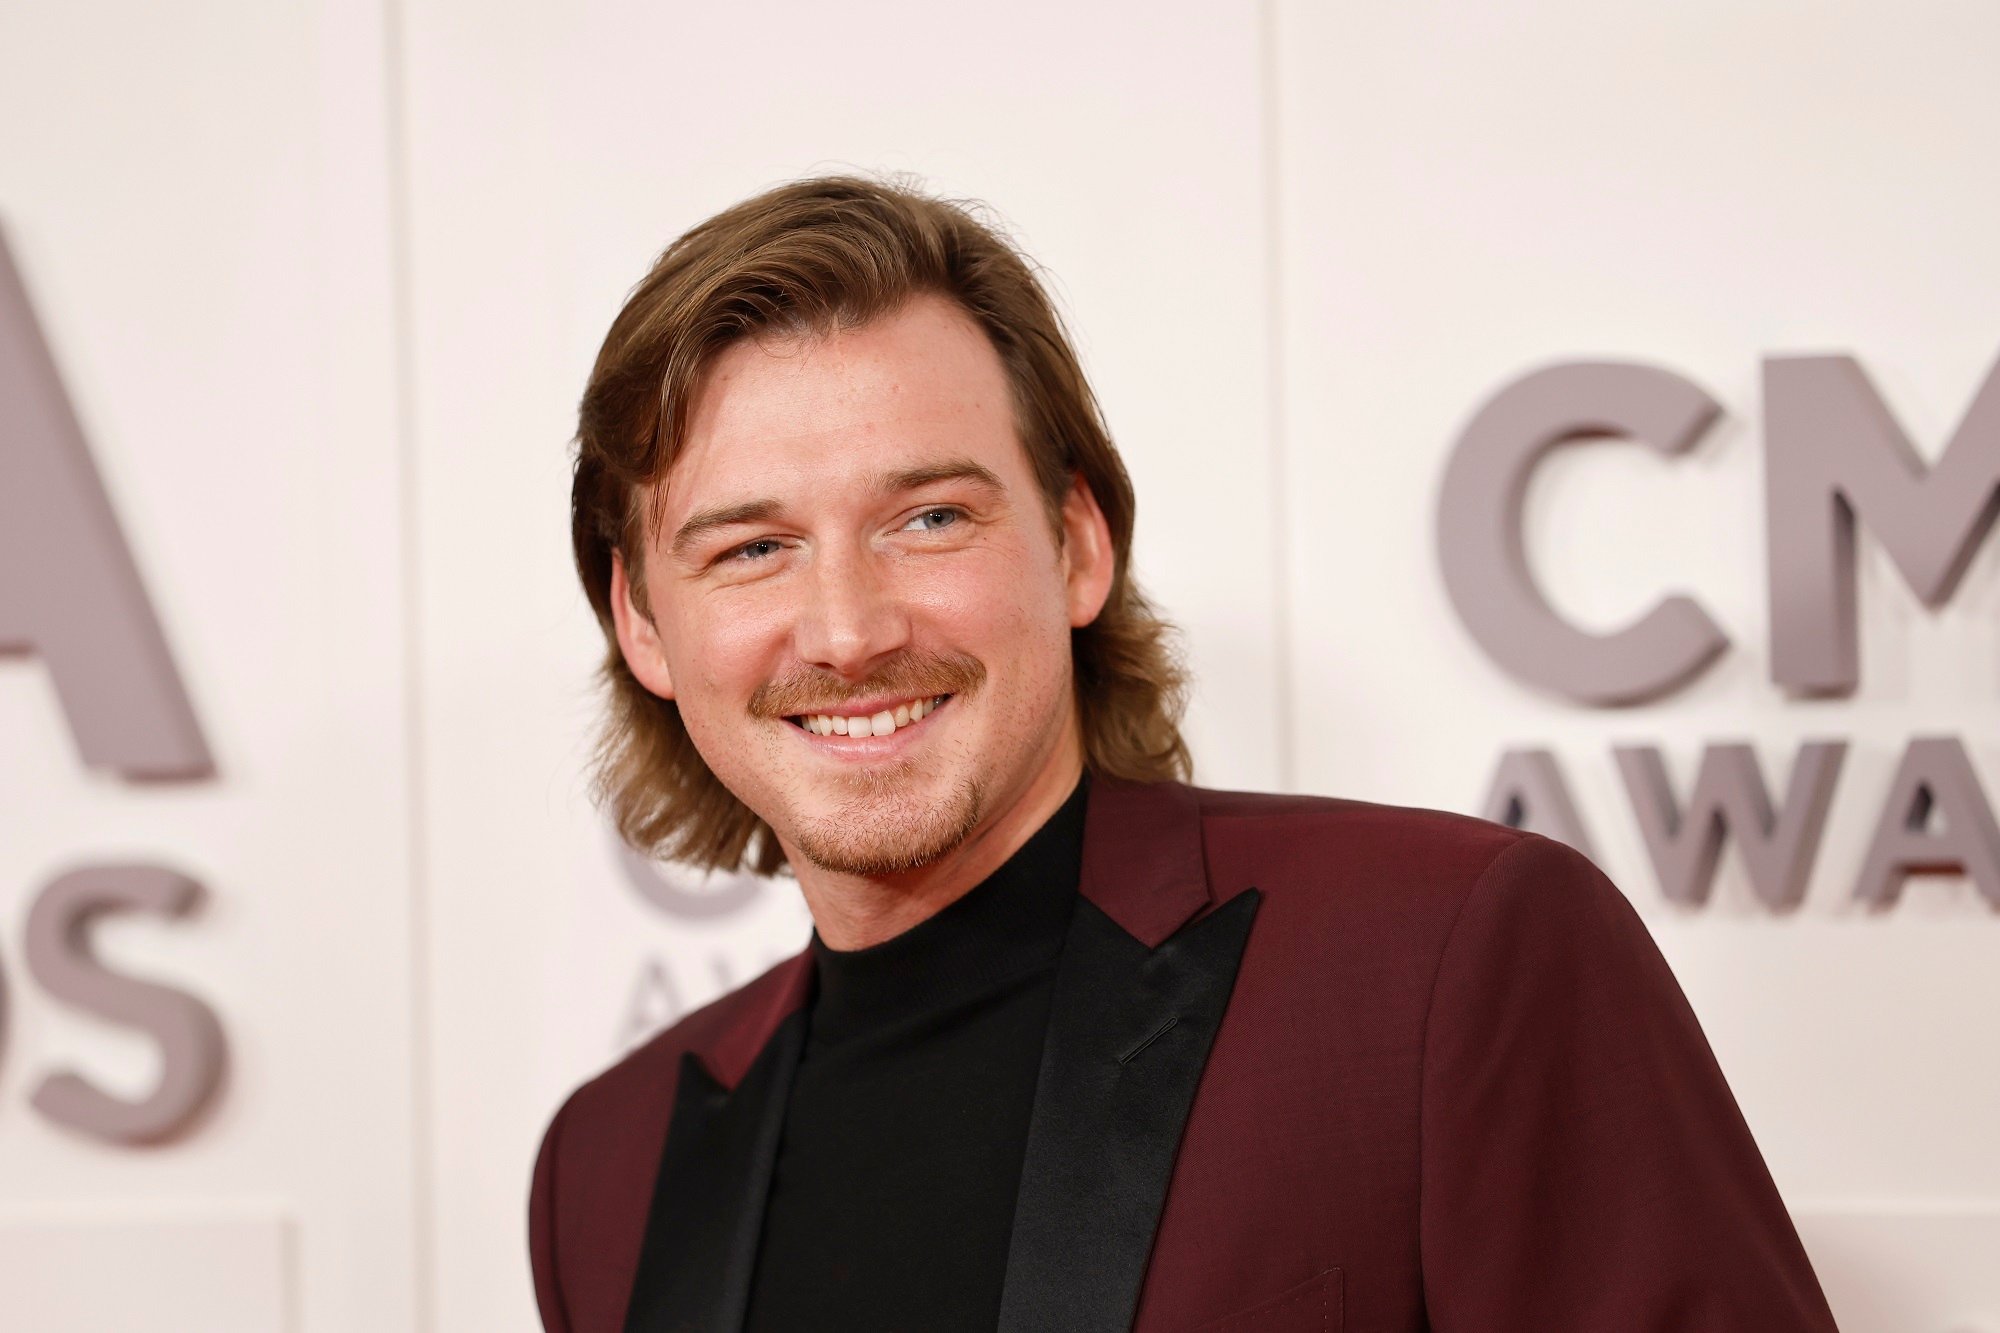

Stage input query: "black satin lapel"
[
  {"left": 622, "top": 1009, "right": 806, "bottom": 1333},
  {"left": 997, "top": 887, "right": 1262, "bottom": 1333}
]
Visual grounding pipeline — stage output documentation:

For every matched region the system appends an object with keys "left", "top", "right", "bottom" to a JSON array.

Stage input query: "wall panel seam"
[
  {"left": 1259, "top": 0, "right": 1297, "bottom": 791},
  {"left": 380, "top": 0, "right": 435, "bottom": 1326}
]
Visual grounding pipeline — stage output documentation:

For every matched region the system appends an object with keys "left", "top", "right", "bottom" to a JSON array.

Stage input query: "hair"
[{"left": 571, "top": 174, "right": 1190, "bottom": 873}]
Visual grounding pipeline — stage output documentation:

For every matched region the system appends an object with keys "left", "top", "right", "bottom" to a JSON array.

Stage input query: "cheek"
[
  {"left": 908, "top": 548, "right": 1072, "bottom": 670},
  {"left": 666, "top": 596, "right": 791, "bottom": 702}
]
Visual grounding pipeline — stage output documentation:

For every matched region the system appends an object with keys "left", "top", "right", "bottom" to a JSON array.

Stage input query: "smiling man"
[
  {"left": 608, "top": 291, "right": 1113, "bottom": 950},
  {"left": 529, "top": 177, "right": 1838, "bottom": 1333}
]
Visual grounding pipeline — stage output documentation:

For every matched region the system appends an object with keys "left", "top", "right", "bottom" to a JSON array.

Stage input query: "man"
[{"left": 531, "top": 176, "right": 1839, "bottom": 1332}]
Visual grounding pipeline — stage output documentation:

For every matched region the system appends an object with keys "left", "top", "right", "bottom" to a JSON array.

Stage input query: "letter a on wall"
[{"left": 0, "top": 224, "right": 210, "bottom": 778}]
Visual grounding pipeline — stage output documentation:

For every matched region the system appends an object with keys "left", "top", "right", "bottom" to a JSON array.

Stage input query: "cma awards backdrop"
[{"left": 2, "top": 1, "right": 1998, "bottom": 1330}]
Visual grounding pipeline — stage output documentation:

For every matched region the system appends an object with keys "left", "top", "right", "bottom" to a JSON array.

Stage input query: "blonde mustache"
[{"left": 747, "top": 650, "right": 986, "bottom": 719}]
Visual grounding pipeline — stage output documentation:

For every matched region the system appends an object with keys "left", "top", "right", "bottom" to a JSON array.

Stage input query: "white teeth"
[
  {"left": 802, "top": 695, "right": 948, "bottom": 739},
  {"left": 800, "top": 696, "right": 948, "bottom": 736}
]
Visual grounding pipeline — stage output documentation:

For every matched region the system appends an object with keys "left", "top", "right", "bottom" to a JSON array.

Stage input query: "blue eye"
[
  {"left": 906, "top": 508, "right": 959, "bottom": 531},
  {"left": 732, "top": 539, "right": 783, "bottom": 561}
]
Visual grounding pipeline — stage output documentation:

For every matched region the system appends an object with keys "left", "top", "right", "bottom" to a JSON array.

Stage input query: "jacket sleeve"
[
  {"left": 528, "top": 1094, "right": 575, "bottom": 1333},
  {"left": 1418, "top": 833, "right": 1839, "bottom": 1330}
]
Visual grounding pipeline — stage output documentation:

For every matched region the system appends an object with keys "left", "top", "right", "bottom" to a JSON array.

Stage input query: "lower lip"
[{"left": 789, "top": 697, "right": 950, "bottom": 758}]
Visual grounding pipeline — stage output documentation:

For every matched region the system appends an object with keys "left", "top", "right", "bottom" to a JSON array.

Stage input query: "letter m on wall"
[
  {"left": 0, "top": 224, "right": 210, "bottom": 778},
  {"left": 1767, "top": 352, "right": 2000, "bottom": 696}
]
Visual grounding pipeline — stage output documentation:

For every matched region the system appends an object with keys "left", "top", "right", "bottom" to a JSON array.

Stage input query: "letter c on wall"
[
  {"left": 24, "top": 864, "right": 228, "bottom": 1145},
  {"left": 1436, "top": 361, "right": 1730, "bottom": 705}
]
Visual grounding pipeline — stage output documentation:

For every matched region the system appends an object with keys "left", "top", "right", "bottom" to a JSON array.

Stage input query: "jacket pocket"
[{"left": 1189, "top": 1267, "right": 1342, "bottom": 1332}]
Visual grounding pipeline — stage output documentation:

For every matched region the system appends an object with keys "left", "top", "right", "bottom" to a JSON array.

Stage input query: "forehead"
[{"left": 653, "top": 295, "right": 1025, "bottom": 529}]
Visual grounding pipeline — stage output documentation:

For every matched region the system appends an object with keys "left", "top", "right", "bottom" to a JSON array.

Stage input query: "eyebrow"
[
  {"left": 670, "top": 498, "right": 783, "bottom": 559},
  {"left": 881, "top": 459, "right": 1006, "bottom": 496},
  {"left": 668, "top": 459, "right": 1008, "bottom": 560}
]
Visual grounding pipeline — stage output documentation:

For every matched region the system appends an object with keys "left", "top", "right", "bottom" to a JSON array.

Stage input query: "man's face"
[{"left": 610, "top": 294, "right": 1113, "bottom": 879}]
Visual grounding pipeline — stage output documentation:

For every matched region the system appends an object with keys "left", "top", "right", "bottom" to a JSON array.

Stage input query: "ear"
[
  {"left": 609, "top": 550, "right": 677, "bottom": 699},
  {"left": 1058, "top": 473, "right": 1116, "bottom": 629}
]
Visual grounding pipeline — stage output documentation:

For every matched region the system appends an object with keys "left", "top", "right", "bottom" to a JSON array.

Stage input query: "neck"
[{"left": 788, "top": 736, "right": 1086, "bottom": 952}]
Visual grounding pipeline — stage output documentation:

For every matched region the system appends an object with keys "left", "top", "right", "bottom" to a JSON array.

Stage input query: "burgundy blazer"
[{"left": 529, "top": 779, "right": 1839, "bottom": 1332}]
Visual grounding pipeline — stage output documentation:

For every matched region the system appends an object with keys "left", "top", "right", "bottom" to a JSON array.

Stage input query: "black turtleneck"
[{"left": 740, "top": 778, "right": 1089, "bottom": 1333}]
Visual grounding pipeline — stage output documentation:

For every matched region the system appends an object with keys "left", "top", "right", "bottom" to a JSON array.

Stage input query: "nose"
[{"left": 793, "top": 540, "right": 911, "bottom": 678}]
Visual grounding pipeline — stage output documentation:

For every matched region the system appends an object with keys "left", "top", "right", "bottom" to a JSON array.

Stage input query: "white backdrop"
[{"left": 1, "top": 1, "right": 1995, "bottom": 1329}]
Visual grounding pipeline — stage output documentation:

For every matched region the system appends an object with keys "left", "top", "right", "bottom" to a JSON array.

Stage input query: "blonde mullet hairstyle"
[{"left": 571, "top": 175, "right": 1191, "bottom": 874}]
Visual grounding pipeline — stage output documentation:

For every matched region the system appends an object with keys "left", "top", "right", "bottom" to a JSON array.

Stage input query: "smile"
[{"left": 788, "top": 695, "right": 950, "bottom": 738}]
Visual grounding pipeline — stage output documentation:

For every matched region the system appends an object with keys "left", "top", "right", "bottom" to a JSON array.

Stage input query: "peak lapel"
[
  {"left": 621, "top": 953, "right": 813, "bottom": 1333},
  {"left": 998, "top": 780, "right": 1262, "bottom": 1332}
]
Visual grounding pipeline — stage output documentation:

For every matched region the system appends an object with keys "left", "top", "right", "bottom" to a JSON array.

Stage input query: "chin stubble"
[{"left": 790, "top": 773, "right": 986, "bottom": 877}]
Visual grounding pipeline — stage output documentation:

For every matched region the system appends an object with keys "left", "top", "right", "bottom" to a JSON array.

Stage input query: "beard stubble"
[{"left": 750, "top": 649, "right": 990, "bottom": 876}]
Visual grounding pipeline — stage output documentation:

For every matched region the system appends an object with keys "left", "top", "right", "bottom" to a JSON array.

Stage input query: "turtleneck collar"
[{"left": 805, "top": 775, "right": 1088, "bottom": 1045}]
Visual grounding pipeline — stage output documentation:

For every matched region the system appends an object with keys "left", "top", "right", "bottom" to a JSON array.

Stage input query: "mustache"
[{"left": 749, "top": 650, "right": 987, "bottom": 719}]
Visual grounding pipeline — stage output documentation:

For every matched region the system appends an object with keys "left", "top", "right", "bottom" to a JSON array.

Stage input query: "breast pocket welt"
[{"left": 1187, "top": 1266, "right": 1343, "bottom": 1333}]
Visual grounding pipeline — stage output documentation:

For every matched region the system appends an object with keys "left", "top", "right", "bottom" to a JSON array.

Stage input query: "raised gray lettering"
[
  {"left": 1615, "top": 741, "right": 1845, "bottom": 911},
  {"left": 1854, "top": 737, "right": 2000, "bottom": 909},
  {"left": 1437, "top": 362, "right": 1729, "bottom": 704},
  {"left": 1765, "top": 353, "right": 2000, "bottom": 695},
  {"left": 24, "top": 864, "right": 228, "bottom": 1144},
  {"left": 0, "top": 226, "right": 210, "bottom": 778},
  {"left": 1481, "top": 747, "right": 1596, "bottom": 857}
]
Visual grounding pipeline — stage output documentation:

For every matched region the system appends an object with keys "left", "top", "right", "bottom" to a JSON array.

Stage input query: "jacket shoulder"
[
  {"left": 527, "top": 948, "right": 805, "bottom": 1328},
  {"left": 1190, "top": 783, "right": 1534, "bottom": 898}
]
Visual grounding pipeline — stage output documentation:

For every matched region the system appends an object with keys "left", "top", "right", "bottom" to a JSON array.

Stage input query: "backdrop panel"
[{"left": 0, "top": 2, "right": 416, "bottom": 1329}]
